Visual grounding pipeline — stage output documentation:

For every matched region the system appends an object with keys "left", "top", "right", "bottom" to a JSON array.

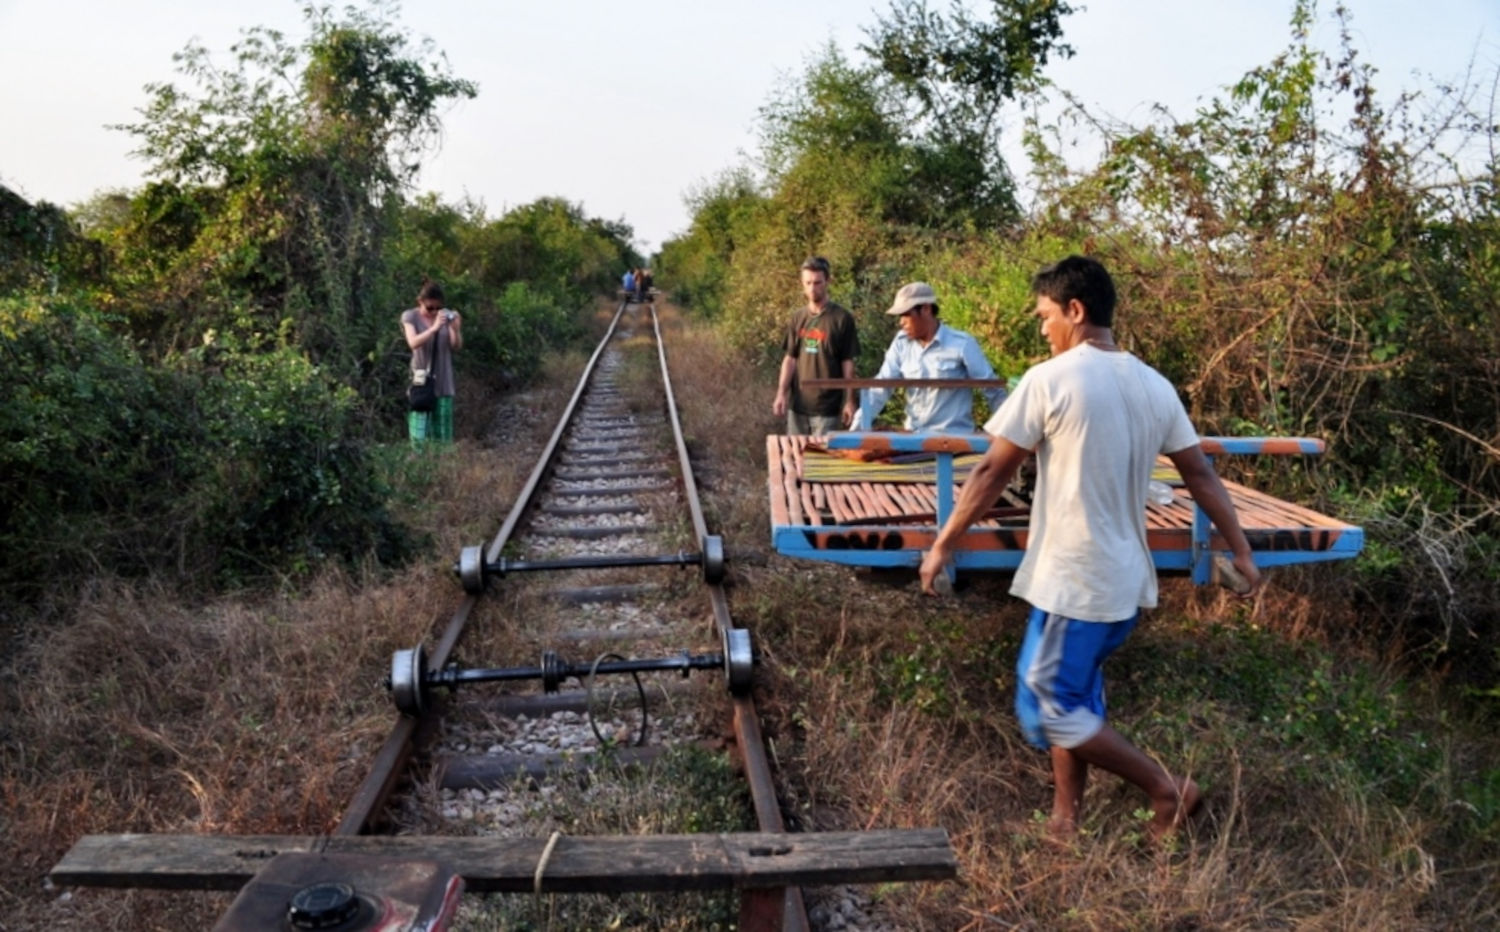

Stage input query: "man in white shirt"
[
  {"left": 856, "top": 282, "right": 1007, "bottom": 432},
  {"left": 919, "top": 256, "right": 1262, "bottom": 840}
]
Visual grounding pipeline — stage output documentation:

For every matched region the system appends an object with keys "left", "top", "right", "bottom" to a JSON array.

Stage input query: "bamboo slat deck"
[{"left": 767, "top": 434, "right": 1364, "bottom": 576}]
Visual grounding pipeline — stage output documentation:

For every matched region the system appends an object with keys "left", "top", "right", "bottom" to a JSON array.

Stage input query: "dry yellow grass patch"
[{"left": 655, "top": 297, "right": 1500, "bottom": 931}]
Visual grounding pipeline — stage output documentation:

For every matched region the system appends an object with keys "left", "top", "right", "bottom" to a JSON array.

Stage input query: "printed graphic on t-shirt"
[{"left": 802, "top": 326, "right": 827, "bottom": 355}]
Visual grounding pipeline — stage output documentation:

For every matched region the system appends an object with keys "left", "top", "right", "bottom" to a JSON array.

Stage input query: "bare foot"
[
  {"left": 1148, "top": 777, "right": 1201, "bottom": 841},
  {"left": 1045, "top": 815, "right": 1077, "bottom": 840}
]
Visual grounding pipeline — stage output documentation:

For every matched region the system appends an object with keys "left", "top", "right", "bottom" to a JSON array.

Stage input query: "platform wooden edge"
[{"left": 51, "top": 829, "right": 958, "bottom": 894}]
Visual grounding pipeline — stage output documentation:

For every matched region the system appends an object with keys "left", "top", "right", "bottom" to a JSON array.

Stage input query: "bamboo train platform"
[{"left": 767, "top": 432, "right": 1363, "bottom": 582}]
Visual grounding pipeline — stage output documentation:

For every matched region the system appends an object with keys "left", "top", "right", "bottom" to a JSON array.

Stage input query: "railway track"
[
  {"left": 373, "top": 296, "right": 791, "bottom": 928},
  {"left": 49, "top": 296, "right": 955, "bottom": 930}
]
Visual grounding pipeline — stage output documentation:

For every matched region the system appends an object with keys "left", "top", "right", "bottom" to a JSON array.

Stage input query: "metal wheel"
[
  {"left": 389, "top": 645, "right": 426, "bottom": 716},
  {"left": 458, "top": 545, "right": 485, "bottom": 594},
  {"left": 723, "top": 627, "right": 754, "bottom": 696},
  {"left": 702, "top": 535, "right": 726, "bottom": 584}
]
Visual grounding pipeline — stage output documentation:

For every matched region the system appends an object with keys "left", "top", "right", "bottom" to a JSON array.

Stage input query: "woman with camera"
[{"left": 400, "top": 279, "right": 463, "bottom": 447}]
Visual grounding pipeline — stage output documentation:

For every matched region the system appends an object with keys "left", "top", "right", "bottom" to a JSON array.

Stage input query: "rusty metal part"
[
  {"left": 455, "top": 535, "right": 726, "bottom": 593},
  {"left": 387, "top": 631, "right": 755, "bottom": 716},
  {"left": 337, "top": 301, "right": 632, "bottom": 835},
  {"left": 212, "top": 853, "right": 463, "bottom": 931},
  {"left": 335, "top": 300, "right": 808, "bottom": 929},
  {"left": 649, "top": 306, "right": 808, "bottom": 930},
  {"left": 723, "top": 627, "right": 753, "bottom": 695},
  {"left": 388, "top": 644, "right": 427, "bottom": 717}
]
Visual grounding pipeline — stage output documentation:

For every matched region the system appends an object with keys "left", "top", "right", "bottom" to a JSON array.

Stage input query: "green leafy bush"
[
  {"left": 0, "top": 298, "right": 186, "bottom": 593},
  {"left": 453, "top": 281, "right": 582, "bottom": 383},
  {"left": 0, "top": 298, "right": 412, "bottom": 596},
  {"left": 188, "top": 340, "right": 414, "bottom": 583}
]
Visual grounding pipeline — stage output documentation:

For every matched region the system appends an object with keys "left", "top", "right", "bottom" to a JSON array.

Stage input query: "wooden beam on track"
[{"left": 52, "top": 829, "right": 958, "bottom": 894}]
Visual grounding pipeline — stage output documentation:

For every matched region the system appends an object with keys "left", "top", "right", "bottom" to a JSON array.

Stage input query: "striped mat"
[
  {"left": 800, "top": 452, "right": 983, "bottom": 484},
  {"left": 800, "top": 452, "right": 1184, "bottom": 486}
]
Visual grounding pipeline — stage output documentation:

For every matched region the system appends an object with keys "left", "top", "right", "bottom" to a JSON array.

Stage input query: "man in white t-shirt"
[{"left": 919, "top": 256, "right": 1262, "bottom": 841}]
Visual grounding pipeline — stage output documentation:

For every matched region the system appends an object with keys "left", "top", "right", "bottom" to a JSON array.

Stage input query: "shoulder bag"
[{"left": 408, "top": 367, "right": 437, "bottom": 412}]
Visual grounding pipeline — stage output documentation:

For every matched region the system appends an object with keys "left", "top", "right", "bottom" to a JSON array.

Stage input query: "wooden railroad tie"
[{"left": 52, "top": 829, "right": 957, "bottom": 894}]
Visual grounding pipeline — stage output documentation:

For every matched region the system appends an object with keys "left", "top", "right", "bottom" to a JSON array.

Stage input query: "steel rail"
[
  {"left": 650, "top": 305, "right": 808, "bottom": 931},
  {"left": 336, "top": 298, "right": 807, "bottom": 928},
  {"left": 337, "top": 300, "right": 631, "bottom": 836},
  {"left": 483, "top": 299, "right": 634, "bottom": 568}
]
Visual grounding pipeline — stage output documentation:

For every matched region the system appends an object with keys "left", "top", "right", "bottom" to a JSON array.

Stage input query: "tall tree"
[
  {"left": 862, "top": 0, "right": 1076, "bottom": 226},
  {"left": 115, "top": 3, "right": 476, "bottom": 377}
]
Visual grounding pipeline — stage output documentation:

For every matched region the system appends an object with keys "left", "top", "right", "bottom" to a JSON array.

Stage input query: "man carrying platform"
[
  {"left": 772, "top": 256, "right": 860, "bottom": 435},
  {"left": 919, "top": 256, "right": 1262, "bottom": 841},
  {"left": 855, "top": 281, "right": 1007, "bottom": 432}
]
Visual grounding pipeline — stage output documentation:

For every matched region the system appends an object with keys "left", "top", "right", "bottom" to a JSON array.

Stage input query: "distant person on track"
[
  {"left": 772, "top": 256, "right": 860, "bottom": 435},
  {"left": 400, "top": 279, "right": 463, "bottom": 447},
  {"left": 854, "top": 281, "right": 1007, "bottom": 432},
  {"left": 622, "top": 268, "right": 636, "bottom": 302},
  {"left": 918, "top": 256, "right": 1262, "bottom": 841},
  {"left": 640, "top": 268, "right": 654, "bottom": 300}
]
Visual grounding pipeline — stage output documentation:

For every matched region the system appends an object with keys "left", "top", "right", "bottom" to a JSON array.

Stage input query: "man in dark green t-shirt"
[{"left": 771, "top": 256, "right": 860, "bottom": 435}]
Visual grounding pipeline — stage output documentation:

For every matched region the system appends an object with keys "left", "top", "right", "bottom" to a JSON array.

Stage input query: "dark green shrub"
[
  {"left": 458, "top": 281, "right": 582, "bottom": 383},
  {"left": 188, "top": 341, "right": 415, "bottom": 583},
  {"left": 0, "top": 297, "right": 413, "bottom": 598}
]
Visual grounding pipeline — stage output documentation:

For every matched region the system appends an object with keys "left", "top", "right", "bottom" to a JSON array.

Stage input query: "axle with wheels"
[
  {"left": 388, "top": 627, "right": 755, "bottom": 715},
  {"left": 455, "top": 535, "right": 726, "bottom": 593}
]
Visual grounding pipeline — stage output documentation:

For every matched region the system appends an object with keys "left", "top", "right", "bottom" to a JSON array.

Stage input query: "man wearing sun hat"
[{"left": 855, "top": 281, "right": 1008, "bottom": 433}]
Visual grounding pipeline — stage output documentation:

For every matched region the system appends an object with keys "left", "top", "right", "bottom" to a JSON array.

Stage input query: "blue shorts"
[{"left": 1015, "top": 606, "right": 1139, "bottom": 750}]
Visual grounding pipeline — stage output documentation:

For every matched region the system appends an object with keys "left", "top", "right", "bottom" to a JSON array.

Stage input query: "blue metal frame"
[{"left": 774, "top": 433, "right": 1364, "bottom": 579}]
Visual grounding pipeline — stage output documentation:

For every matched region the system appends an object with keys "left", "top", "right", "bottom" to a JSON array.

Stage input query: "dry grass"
[
  {"left": 0, "top": 320, "right": 594, "bottom": 929},
  {"left": 5, "top": 297, "right": 1496, "bottom": 930},
  {"left": 653, "top": 299, "right": 1500, "bottom": 930}
]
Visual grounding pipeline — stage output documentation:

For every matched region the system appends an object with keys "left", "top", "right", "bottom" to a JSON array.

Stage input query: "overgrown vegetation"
[
  {"left": 3, "top": 0, "right": 1498, "bottom": 928},
  {"left": 655, "top": 302, "right": 1500, "bottom": 929},
  {"left": 0, "top": 344, "right": 589, "bottom": 930},
  {"left": 661, "top": 0, "right": 1500, "bottom": 697},
  {"left": 0, "top": 4, "right": 635, "bottom": 595}
]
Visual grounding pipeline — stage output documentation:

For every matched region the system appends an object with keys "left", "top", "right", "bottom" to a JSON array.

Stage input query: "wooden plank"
[
  {"left": 782, "top": 442, "right": 804, "bottom": 527},
  {"left": 846, "top": 506, "right": 1028, "bottom": 527},
  {"left": 861, "top": 482, "right": 904, "bottom": 519},
  {"left": 1145, "top": 504, "right": 1192, "bottom": 530},
  {"left": 824, "top": 484, "right": 854, "bottom": 524},
  {"left": 907, "top": 484, "right": 938, "bottom": 514},
  {"left": 1229, "top": 481, "right": 1353, "bottom": 528},
  {"left": 1229, "top": 498, "right": 1292, "bottom": 533},
  {"left": 802, "top": 482, "right": 823, "bottom": 527},
  {"left": 840, "top": 486, "right": 876, "bottom": 522},
  {"left": 767, "top": 436, "right": 790, "bottom": 527},
  {"left": 891, "top": 485, "right": 924, "bottom": 519},
  {"left": 843, "top": 483, "right": 877, "bottom": 520},
  {"left": 51, "top": 830, "right": 957, "bottom": 894},
  {"left": 771, "top": 435, "right": 1355, "bottom": 551},
  {"left": 1221, "top": 486, "right": 1303, "bottom": 531}
]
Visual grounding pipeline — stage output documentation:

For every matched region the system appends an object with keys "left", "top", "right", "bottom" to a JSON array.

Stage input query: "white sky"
[{"left": 2, "top": 0, "right": 1496, "bottom": 254}]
